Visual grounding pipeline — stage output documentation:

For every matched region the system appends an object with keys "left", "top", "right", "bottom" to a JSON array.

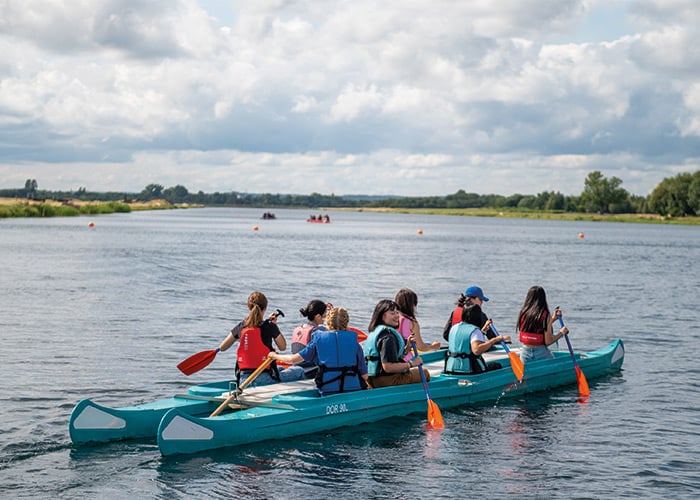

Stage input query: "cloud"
[{"left": 0, "top": 0, "right": 698, "bottom": 197}]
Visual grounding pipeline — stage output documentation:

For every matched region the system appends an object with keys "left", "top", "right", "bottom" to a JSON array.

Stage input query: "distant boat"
[
  {"left": 307, "top": 214, "right": 331, "bottom": 223},
  {"left": 261, "top": 212, "right": 276, "bottom": 220}
]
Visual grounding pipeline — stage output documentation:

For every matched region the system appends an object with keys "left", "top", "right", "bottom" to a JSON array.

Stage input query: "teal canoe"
[
  {"left": 157, "top": 339, "right": 624, "bottom": 456},
  {"left": 69, "top": 348, "right": 448, "bottom": 445}
]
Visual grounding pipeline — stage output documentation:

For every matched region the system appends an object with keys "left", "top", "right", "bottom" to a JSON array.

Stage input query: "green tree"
[
  {"left": 140, "top": 183, "right": 164, "bottom": 200},
  {"left": 581, "top": 171, "right": 629, "bottom": 214},
  {"left": 162, "top": 185, "right": 189, "bottom": 203},
  {"left": 24, "top": 179, "right": 38, "bottom": 198},
  {"left": 648, "top": 172, "right": 698, "bottom": 216},
  {"left": 688, "top": 171, "right": 700, "bottom": 215}
]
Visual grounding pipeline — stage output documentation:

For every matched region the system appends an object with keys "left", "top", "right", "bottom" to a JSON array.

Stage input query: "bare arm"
[
  {"left": 219, "top": 332, "right": 237, "bottom": 352},
  {"left": 471, "top": 335, "right": 509, "bottom": 356},
  {"left": 409, "top": 319, "right": 441, "bottom": 351},
  {"left": 274, "top": 334, "right": 286, "bottom": 351},
  {"left": 544, "top": 309, "right": 568, "bottom": 346},
  {"left": 268, "top": 352, "right": 303, "bottom": 364}
]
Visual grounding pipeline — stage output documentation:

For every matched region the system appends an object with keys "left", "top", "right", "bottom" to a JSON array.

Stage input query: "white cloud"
[{"left": 0, "top": 0, "right": 699, "bottom": 197}]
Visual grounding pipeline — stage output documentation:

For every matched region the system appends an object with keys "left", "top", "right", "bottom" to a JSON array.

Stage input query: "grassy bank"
[
  {"left": 352, "top": 207, "right": 700, "bottom": 225},
  {"left": 0, "top": 198, "right": 190, "bottom": 218}
]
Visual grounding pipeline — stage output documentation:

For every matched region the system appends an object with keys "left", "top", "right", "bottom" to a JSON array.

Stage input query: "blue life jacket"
[
  {"left": 445, "top": 323, "right": 487, "bottom": 374},
  {"left": 364, "top": 325, "right": 405, "bottom": 377},
  {"left": 313, "top": 329, "right": 362, "bottom": 395}
]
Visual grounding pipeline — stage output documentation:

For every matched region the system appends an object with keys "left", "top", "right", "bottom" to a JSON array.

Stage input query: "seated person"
[
  {"left": 445, "top": 303, "right": 511, "bottom": 375},
  {"left": 269, "top": 307, "right": 368, "bottom": 395},
  {"left": 363, "top": 299, "right": 429, "bottom": 389},
  {"left": 291, "top": 299, "right": 330, "bottom": 371},
  {"left": 442, "top": 285, "right": 497, "bottom": 341}
]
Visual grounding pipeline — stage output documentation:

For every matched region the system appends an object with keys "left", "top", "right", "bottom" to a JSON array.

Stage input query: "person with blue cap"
[{"left": 442, "top": 285, "right": 496, "bottom": 342}]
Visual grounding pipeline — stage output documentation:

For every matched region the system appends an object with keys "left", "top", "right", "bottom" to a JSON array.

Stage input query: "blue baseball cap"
[{"left": 465, "top": 285, "right": 489, "bottom": 302}]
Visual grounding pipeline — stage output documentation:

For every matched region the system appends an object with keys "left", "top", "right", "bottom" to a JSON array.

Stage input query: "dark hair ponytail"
[{"left": 299, "top": 300, "right": 327, "bottom": 321}]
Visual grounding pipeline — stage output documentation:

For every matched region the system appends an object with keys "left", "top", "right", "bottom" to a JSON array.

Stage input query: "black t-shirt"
[{"left": 375, "top": 329, "right": 401, "bottom": 377}]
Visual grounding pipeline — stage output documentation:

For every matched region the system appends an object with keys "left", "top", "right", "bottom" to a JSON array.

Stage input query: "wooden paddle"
[
  {"left": 177, "top": 348, "right": 219, "bottom": 376},
  {"left": 210, "top": 357, "right": 273, "bottom": 417},
  {"left": 489, "top": 323, "right": 525, "bottom": 382},
  {"left": 557, "top": 314, "right": 590, "bottom": 397},
  {"left": 411, "top": 341, "right": 444, "bottom": 429}
]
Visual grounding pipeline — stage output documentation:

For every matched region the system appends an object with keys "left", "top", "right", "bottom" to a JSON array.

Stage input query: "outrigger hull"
[
  {"left": 69, "top": 380, "right": 239, "bottom": 444},
  {"left": 157, "top": 339, "right": 624, "bottom": 456}
]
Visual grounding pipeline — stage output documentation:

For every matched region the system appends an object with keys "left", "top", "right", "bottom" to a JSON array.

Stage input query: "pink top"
[{"left": 398, "top": 315, "right": 414, "bottom": 362}]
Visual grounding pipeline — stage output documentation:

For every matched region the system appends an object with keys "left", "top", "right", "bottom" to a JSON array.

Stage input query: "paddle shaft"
[
  {"left": 410, "top": 340, "right": 444, "bottom": 429},
  {"left": 210, "top": 357, "right": 273, "bottom": 417},
  {"left": 411, "top": 341, "right": 431, "bottom": 399},
  {"left": 557, "top": 315, "right": 591, "bottom": 396},
  {"left": 558, "top": 316, "right": 578, "bottom": 366},
  {"left": 489, "top": 324, "right": 511, "bottom": 353},
  {"left": 490, "top": 323, "right": 525, "bottom": 382}
]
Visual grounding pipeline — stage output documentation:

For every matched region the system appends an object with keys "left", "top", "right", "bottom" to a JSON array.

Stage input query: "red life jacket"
[
  {"left": 236, "top": 326, "right": 272, "bottom": 370},
  {"left": 291, "top": 323, "right": 316, "bottom": 354},
  {"left": 519, "top": 311, "right": 548, "bottom": 345},
  {"left": 451, "top": 306, "right": 462, "bottom": 326}
]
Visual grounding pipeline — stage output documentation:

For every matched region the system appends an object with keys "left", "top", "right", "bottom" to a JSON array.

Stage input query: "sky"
[{"left": 1, "top": 0, "right": 699, "bottom": 197}]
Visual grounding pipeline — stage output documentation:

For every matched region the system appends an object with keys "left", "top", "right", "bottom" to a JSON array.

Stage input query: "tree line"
[{"left": 3, "top": 170, "right": 699, "bottom": 217}]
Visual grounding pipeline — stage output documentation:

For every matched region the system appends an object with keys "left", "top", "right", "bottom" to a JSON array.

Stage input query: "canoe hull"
[
  {"left": 68, "top": 380, "right": 240, "bottom": 444},
  {"left": 157, "top": 339, "right": 624, "bottom": 455}
]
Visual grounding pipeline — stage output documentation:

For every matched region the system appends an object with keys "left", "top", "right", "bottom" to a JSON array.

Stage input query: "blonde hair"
[
  {"left": 244, "top": 291, "right": 268, "bottom": 327},
  {"left": 326, "top": 307, "right": 349, "bottom": 331}
]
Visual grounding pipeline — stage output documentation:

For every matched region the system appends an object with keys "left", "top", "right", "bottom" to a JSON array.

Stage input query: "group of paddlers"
[{"left": 216, "top": 285, "right": 570, "bottom": 396}]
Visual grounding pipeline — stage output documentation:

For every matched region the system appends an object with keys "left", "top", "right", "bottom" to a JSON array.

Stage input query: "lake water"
[{"left": 1, "top": 208, "right": 698, "bottom": 498}]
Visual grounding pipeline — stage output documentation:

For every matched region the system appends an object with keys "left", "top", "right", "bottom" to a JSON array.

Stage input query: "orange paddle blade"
[
  {"left": 508, "top": 351, "right": 525, "bottom": 382},
  {"left": 575, "top": 366, "right": 591, "bottom": 396},
  {"left": 177, "top": 349, "right": 218, "bottom": 376},
  {"left": 349, "top": 327, "right": 368, "bottom": 342},
  {"left": 427, "top": 400, "right": 445, "bottom": 429}
]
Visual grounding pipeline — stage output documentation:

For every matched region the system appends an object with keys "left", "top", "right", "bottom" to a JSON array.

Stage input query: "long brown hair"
[
  {"left": 394, "top": 289, "right": 417, "bottom": 320},
  {"left": 517, "top": 286, "right": 550, "bottom": 333},
  {"left": 244, "top": 291, "right": 268, "bottom": 327}
]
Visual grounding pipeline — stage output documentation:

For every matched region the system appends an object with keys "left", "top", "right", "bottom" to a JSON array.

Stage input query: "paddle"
[
  {"left": 177, "top": 348, "right": 219, "bottom": 376},
  {"left": 557, "top": 313, "right": 590, "bottom": 397},
  {"left": 489, "top": 323, "right": 524, "bottom": 382},
  {"left": 411, "top": 341, "right": 444, "bottom": 429},
  {"left": 210, "top": 357, "right": 273, "bottom": 417},
  {"left": 177, "top": 309, "right": 285, "bottom": 376},
  {"left": 348, "top": 326, "right": 368, "bottom": 342}
]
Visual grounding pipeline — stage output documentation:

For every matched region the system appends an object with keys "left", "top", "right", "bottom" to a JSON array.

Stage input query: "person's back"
[
  {"left": 268, "top": 306, "right": 368, "bottom": 394},
  {"left": 445, "top": 322, "right": 481, "bottom": 374},
  {"left": 445, "top": 303, "right": 505, "bottom": 374},
  {"left": 313, "top": 328, "right": 363, "bottom": 395}
]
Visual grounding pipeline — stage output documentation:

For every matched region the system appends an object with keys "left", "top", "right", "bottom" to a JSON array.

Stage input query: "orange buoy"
[
  {"left": 417, "top": 229, "right": 423, "bottom": 235},
  {"left": 88, "top": 222, "right": 94, "bottom": 227},
  {"left": 578, "top": 232, "right": 584, "bottom": 239},
  {"left": 253, "top": 226, "right": 259, "bottom": 231}
]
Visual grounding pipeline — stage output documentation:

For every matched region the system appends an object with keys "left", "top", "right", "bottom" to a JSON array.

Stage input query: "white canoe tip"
[
  {"left": 160, "top": 414, "right": 214, "bottom": 441},
  {"left": 72, "top": 403, "right": 126, "bottom": 430}
]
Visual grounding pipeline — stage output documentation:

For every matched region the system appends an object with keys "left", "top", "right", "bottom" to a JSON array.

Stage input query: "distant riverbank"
[
  {"left": 0, "top": 198, "right": 198, "bottom": 218},
  {"left": 3, "top": 198, "right": 698, "bottom": 225},
  {"left": 350, "top": 206, "right": 700, "bottom": 225}
]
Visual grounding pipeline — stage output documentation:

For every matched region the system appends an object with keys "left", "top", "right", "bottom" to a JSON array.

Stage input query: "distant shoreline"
[
  {"left": 344, "top": 207, "right": 700, "bottom": 225},
  {"left": 0, "top": 197, "right": 198, "bottom": 218},
  {"left": 2, "top": 198, "right": 698, "bottom": 225}
]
